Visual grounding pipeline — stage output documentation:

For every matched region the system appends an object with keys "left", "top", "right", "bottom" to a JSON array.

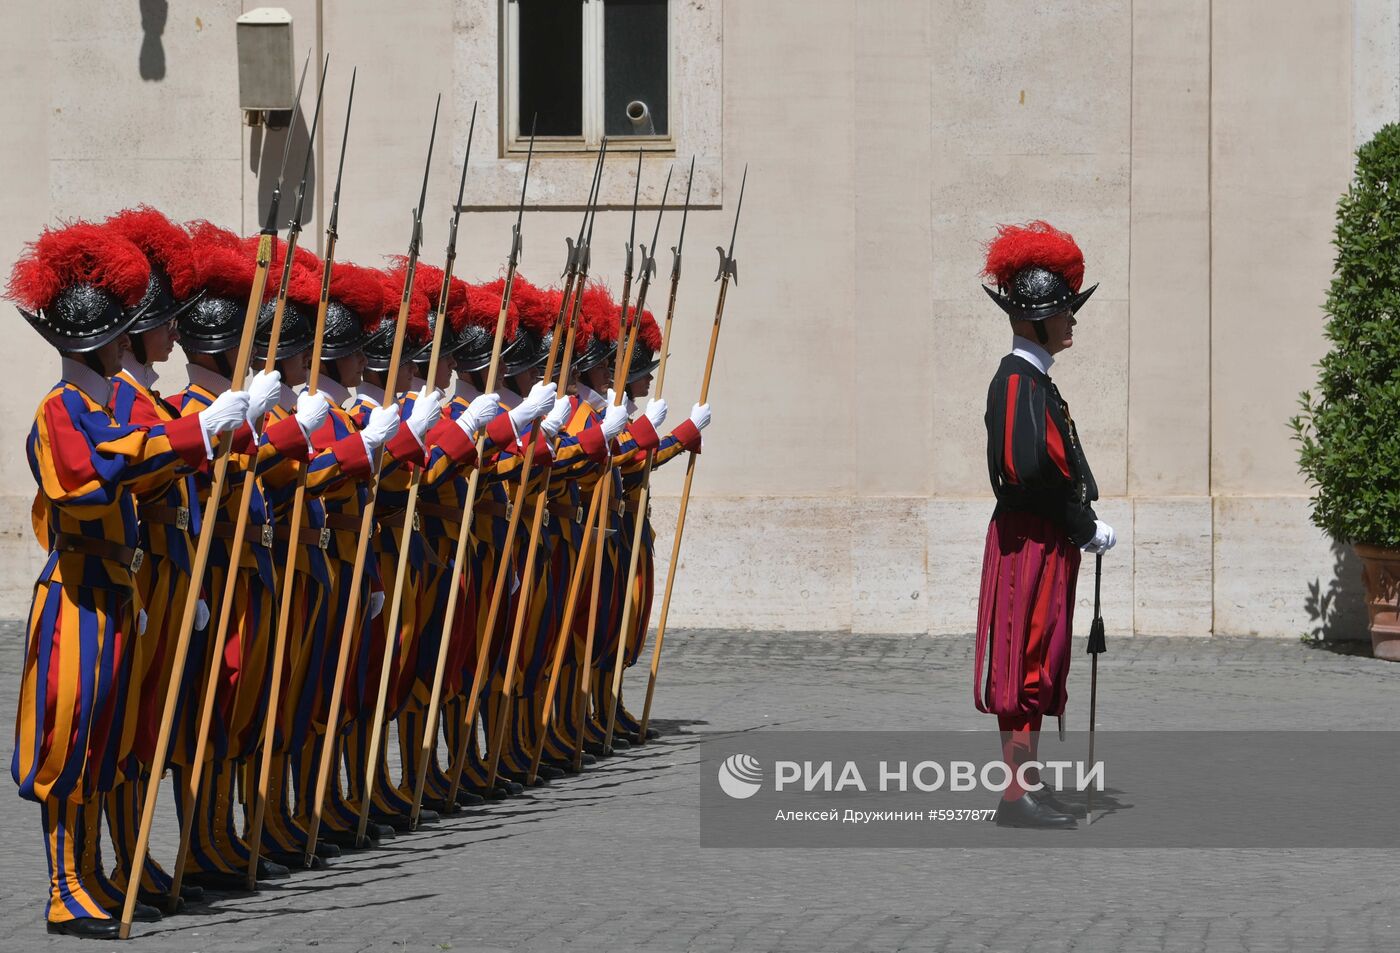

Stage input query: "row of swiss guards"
[{"left": 7, "top": 208, "right": 711, "bottom": 938}]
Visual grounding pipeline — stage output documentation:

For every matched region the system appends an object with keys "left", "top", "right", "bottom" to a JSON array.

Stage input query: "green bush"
[{"left": 1292, "top": 122, "right": 1400, "bottom": 548}]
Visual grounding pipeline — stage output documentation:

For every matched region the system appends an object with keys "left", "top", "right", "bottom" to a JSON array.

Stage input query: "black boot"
[
  {"left": 1029, "top": 785, "right": 1078, "bottom": 817},
  {"left": 994, "top": 794, "right": 1077, "bottom": 829},
  {"left": 47, "top": 918, "right": 120, "bottom": 939}
]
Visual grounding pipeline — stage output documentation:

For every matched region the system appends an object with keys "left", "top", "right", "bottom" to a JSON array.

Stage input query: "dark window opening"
[
  {"left": 604, "top": 0, "right": 668, "bottom": 136},
  {"left": 518, "top": 0, "right": 584, "bottom": 137}
]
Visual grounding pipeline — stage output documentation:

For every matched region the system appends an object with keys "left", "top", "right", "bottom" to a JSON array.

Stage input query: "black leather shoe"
[
  {"left": 453, "top": 790, "right": 485, "bottom": 807},
  {"left": 48, "top": 918, "right": 120, "bottom": 939},
  {"left": 370, "top": 811, "right": 413, "bottom": 832},
  {"left": 313, "top": 841, "right": 341, "bottom": 859},
  {"left": 264, "top": 849, "right": 329, "bottom": 871},
  {"left": 104, "top": 900, "right": 161, "bottom": 922},
  {"left": 498, "top": 779, "right": 524, "bottom": 796},
  {"left": 177, "top": 882, "right": 205, "bottom": 903},
  {"left": 533, "top": 762, "right": 566, "bottom": 781},
  {"left": 184, "top": 870, "right": 253, "bottom": 892},
  {"left": 994, "top": 794, "right": 1077, "bottom": 829},
  {"left": 1029, "top": 786, "right": 1078, "bottom": 816},
  {"left": 542, "top": 756, "right": 583, "bottom": 775},
  {"left": 256, "top": 857, "right": 291, "bottom": 880},
  {"left": 607, "top": 735, "right": 631, "bottom": 750},
  {"left": 583, "top": 741, "right": 611, "bottom": 757},
  {"left": 135, "top": 888, "right": 185, "bottom": 912}
]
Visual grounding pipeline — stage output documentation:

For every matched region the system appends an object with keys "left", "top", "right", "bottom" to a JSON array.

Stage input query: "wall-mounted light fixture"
[{"left": 236, "top": 7, "right": 295, "bottom": 127}]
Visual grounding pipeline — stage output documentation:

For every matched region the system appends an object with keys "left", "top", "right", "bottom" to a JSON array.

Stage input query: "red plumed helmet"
[
  {"left": 8, "top": 221, "right": 153, "bottom": 352},
  {"left": 187, "top": 221, "right": 256, "bottom": 299},
  {"left": 328, "top": 261, "right": 386, "bottom": 327},
  {"left": 103, "top": 206, "right": 199, "bottom": 300},
  {"left": 509, "top": 275, "right": 555, "bottom": 336},
  {"left": 246, "top": 234, "right": 320, "bottom": 300},
  {"left": 466, "top": 278, "right": 520, "bottom": 337},
  {"left": 8, "top": 222, "right": 151, "bottom": 313},
  {"left": 379, "top": 263, "right": 432, "bottom": 345},
  {"left": 981, "top": 220, "right": 1097, "bottom": 321}
]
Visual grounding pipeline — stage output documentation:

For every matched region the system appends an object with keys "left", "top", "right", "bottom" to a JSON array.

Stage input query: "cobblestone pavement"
[{"left": 2, "top": 622, "right": 1398, "bottom": 952}]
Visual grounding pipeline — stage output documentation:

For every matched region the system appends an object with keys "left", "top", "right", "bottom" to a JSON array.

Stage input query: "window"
[{"left": 504, "top": 0, "right": 672, "bottom": 152}]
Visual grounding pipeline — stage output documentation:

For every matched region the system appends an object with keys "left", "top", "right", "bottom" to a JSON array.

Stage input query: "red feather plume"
[
  {"left": 636, "top": 307, "right": 662, "bottom": 351},
  {"left": 8, "top": 222, "right": 152, "bottom": 311},
  {"left": 466, "top": 279, "right": 520, "bottom": 337},
  {"left": 508, "top": 275, "right": 555, "bottom": 336},
  {"left": 103, "top": 206, "right": 199, "bottom": 300},
  {"left": 328, "top": 261, "right": 386, "bottom": 328},
  {"left": 577, "top": 283, "right": 621, "bottom": 345},
  {"left": 982, "top": 220, "right": 1085, "bottom": 292},
  {"left": 187, "top": 221, "right": 256, "bottom": 299},
  {"left": 379, "top": 264, "right": 432, "bottom": 345}
]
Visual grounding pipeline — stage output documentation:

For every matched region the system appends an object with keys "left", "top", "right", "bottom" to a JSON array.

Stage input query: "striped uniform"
[{"left": 16, "top": 369, "right": 205, "bottom": 923}]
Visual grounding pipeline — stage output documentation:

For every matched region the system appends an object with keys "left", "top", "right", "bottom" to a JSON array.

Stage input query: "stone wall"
[{"left": 0, "top": 1, "right": 1376, "bottom": 638}]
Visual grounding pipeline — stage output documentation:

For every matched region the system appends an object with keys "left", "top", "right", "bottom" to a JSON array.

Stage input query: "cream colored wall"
[{"left": 0, "top": 1, "right": 1369, "bottom": 639}]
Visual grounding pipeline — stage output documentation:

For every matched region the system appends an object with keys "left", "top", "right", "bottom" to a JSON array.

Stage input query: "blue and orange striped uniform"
[
  {"left": 16, "top": 364, "right": 205, "bottom": 923},
  {"left": 169, "top": 370, "right": 309, "bottom": 877},
  {"left": 396, "top": 395, "right": 515, "bottom": 799}
]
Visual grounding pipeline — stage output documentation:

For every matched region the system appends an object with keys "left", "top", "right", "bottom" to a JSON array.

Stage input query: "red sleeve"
[
  {"left": 163, "top": 413, "right": 211, "bottom": 468},
  {"left": 628, "top": 416, "right": 661, "bottom": 452},
  {"left": 671, "top": 419, "right": 702, "bottom": 454},
  {"left": 264, "top": 414, "right": 311, "bottom": 463},
  {"left": 531, "top": 428, "right": 554, "bottom": 468},
  {"left": 485, "top": 412, "right": 517, "bottom": 450},
  {"left": 576, "top": 423, "right": 610, "bottom": 463},
  {"left": 230, "top": 422, "right": 257, "bottom": 456},
  {"left": 385, "top": 426, "right": 426, "bottom": 468},
  {"left": 332, "top": 433, "right": 373, "bottom": 479},
  {"left": 429, "top": 419, "right": 478, "bottom": 466}
]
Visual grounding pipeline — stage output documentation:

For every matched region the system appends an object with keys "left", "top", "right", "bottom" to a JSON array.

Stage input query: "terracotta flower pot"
[{"left": 1354, "top": 544, "right": 1400, "bottom": 661}]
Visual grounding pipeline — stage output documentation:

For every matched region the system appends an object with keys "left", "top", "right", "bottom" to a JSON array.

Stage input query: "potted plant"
[{"left": 1293, "top": 122, "right": 1400, "bottom": 661}]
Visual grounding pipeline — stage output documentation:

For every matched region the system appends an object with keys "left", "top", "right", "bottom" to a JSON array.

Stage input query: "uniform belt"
[
  {"left": 321, "top": 512, "right": 363, "bottom": 533},
  {"left": 417, "top": 501, "right": 464, "bottom": 526},
  {"left": 474, "top": 500, "right": 514, "bottom": 521},
  {"left": 272, "top": 523, "right": 332, "bottom": 550},
  {"left": 211, "top": 522, "right": 275, "bottom": 549},
  {"left": 53, "top": 533, "right": 144, "bottom": 574},
  {"left": 545, "top": 501, "right": 584, "bottom": 526},
  {"left": 622, "top": 498, "right": 652, "bottom": 518},
  {"left": 141, "top": 503, "right": 191, "bottom": 531},
  {"left": 378, "top": 507, "right": 421, "bottom": 532}
]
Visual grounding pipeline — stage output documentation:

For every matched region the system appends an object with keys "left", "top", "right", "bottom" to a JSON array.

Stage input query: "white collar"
[
  {"left": 454, "top": 376, "right": 482, "bottom": 402},
  {"left": 624, "top": 396, "right": 638, "bottom": 417},
  {"left": 498, "top": 385, "right": 521, "bottom": 409},
  {"left": 62, "top": 357, "right": 113, "bottom": 406},
  {"left": 576, "top": 381, "right": 606, "bottom": 414},
  {"left": 318, "top": 376, "right": 351, "bottom": 409},
  {"left": 186, "top": 362, "right": 233, "bottom": 395},
  {"left": 356, "top": 382, "right": 386, "bottom": 407},
  {"left": 118, "top": 352, "right": 158, "bottom": 391},
  {"left": 1011, "top": 336, "right": 1054, "bottom": 375}
]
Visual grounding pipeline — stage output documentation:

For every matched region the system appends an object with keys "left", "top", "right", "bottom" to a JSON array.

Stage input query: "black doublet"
[{"left": 984, "top": 354, "right": 1099, "bottom": 546}]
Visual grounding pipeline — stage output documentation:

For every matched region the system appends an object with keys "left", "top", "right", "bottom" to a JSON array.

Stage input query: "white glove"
[
  {"left": 508, "top": 381, "right": 558, "bottom": 433},
  {"left": 601, "top": 403, "right": 629, "bottom": 442},
  {"left": 689, "top": 402, "right": 712, "bottom": 432},
  {"left": 295, "top": 392, "right": 331, "bottom": 438},
  {"left": 198, "top": 390, "right": 251, "bottom": 450},
  {"left": 406, "top": 389, "right": 444, "bottom": 445},
  {"left": 1082, "top": 520, "right": 1117, "bottom": 555},
  {"left": 368, "top": 590, "right": 385, "bottom": 619},
  {"left": 645, "top": 398, "right": 668, "bottom": 429},
  {"left": 540, "top": 396, "right": 572, "bottom": 439},
  {"left": 246, "top": 369, "right": 282, "bottom": 425},
  {"left": 359, "top": 404, "right": 401, "bottom": 456},
  {"left": 458, "top": 393, "right": 503, "bottom": 436},
  {"left": 194, "top": 598, "right": 210, "bottom": 632}
]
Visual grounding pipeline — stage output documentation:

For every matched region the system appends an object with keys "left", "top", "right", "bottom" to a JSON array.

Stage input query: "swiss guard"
[
  {"left": 8, "top": 222, "right": 249, "bottom": 937},
  {"left": 973, "top": 220, "right": 1116, "bottom": 831}
]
